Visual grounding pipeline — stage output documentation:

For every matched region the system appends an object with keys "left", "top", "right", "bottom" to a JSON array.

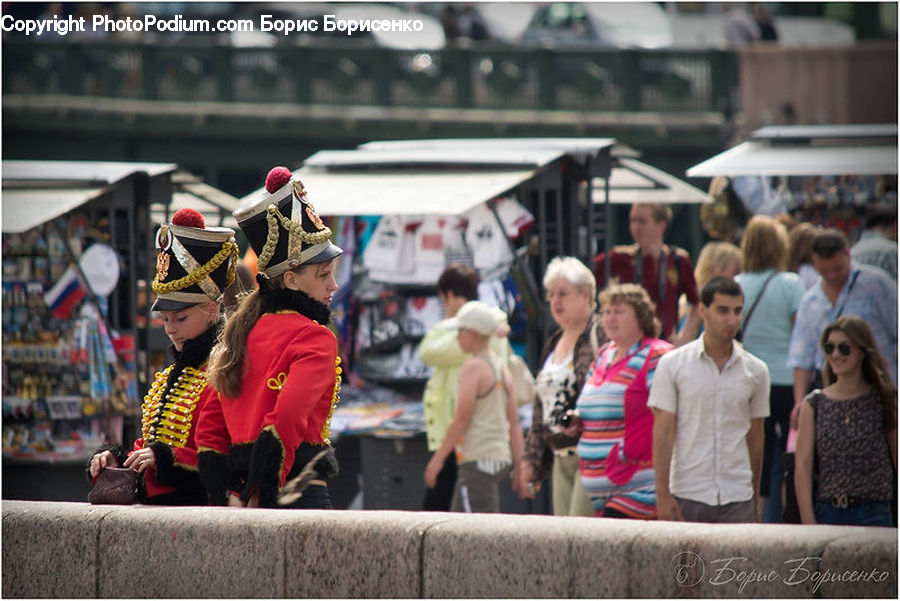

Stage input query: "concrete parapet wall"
[{"left": 3, "top": 501, "right": 896, "bottom": 598}]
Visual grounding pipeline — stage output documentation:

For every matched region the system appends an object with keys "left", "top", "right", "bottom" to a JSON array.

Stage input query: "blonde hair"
[
  {"left": 598, "top": 283, "right": 661, "bottom": 338},
  {"left": 542, "top": 256, "right": 597, "bottom": 310},
  {"left": 741, "top": 214, "right": 788, "bottom": 272},
  {"left": 694, "top": 241, "right": 742, "bottom": 289}
]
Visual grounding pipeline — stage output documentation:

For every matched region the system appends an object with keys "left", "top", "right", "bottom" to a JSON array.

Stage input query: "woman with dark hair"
[
  {"left": 196, "top": 167, "right": 344, "bottom": 509},
  {"left": 88, "top": 209, "right": 237, "bottom": 504},
  {"left": 565, "top": 283, "right": 672, "bottom": 518},
  {"left": 735, "top": 215, "right": 805, "bottom": 522},
  {"left": 795, "top": 315, "right": 897, "bottom": 526}
]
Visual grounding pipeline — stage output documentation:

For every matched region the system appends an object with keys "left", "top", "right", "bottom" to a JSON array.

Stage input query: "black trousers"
[
  {"left": 423, "top": 452, "right": 457, "bottom": 511},
  {"left": 283, "top": 484, "right": 332, "bottom": 509}
]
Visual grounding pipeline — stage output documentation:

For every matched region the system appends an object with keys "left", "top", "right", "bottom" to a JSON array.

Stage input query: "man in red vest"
[{"left": 593, "top": 203, "right": 700, "bottom": 347}]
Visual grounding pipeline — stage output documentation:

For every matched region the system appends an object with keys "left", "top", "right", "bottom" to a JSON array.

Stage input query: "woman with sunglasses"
[{"left": 794, "top": 315, "right": 897, "bottom": 526}]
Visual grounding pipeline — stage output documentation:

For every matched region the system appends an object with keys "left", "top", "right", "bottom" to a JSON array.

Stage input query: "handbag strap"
[
  {"left": 739, "top": 270, "right": 778, "bottom": 338},
  {"left": 834, "top": 269, "right": 861, "bottom": 319}
]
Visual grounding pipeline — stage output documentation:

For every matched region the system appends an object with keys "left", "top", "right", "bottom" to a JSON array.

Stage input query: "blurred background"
[
  {"left": 3, "top": 1, "right": 897, "bottom": 197},
  {"left": 2, "top": 2, "right": 897, "bottom": 507}
]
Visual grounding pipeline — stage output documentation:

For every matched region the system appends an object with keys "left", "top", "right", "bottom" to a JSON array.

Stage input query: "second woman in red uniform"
[
  {"left": 196, "top": 166, "right": 344, "bottom": 509},
  {"left": 89, "top": 208, "right": 238, "bottom": 504}
]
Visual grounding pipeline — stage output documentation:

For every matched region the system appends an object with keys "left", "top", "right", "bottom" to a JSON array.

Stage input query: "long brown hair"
[
  {"left": 788, "top": 223, "right": 818, "bottom": 273},
  {"left": 741, "top": 214, "right": 787, "bottom": 273},
  {"left": 208, "top": 266, "right": 301, "bottom": 398},
  {"left": 820, "top": 315, "right": 898, "bottom": 430}
]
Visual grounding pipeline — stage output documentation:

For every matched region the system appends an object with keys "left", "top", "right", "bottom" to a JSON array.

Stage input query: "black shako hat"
[
  {"left": 234, "top": 166, "right": 343, "bottom": 278},
  {"left": 151, "top": 208, "right": 238, "bottom": 312}
]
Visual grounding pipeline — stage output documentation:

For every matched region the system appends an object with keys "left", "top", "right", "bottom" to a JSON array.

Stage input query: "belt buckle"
[{"left": 832, "top": 493, "right": 849, "bottom": 509}]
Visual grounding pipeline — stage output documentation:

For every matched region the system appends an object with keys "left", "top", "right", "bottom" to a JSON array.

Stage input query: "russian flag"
[{"left": 43, "top": 265, "right": 86, "bottom": 319}]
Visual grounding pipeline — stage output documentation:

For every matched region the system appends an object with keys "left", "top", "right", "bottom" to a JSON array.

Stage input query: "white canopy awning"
[
  {"left": 2, "top": 187, "right": 110, "bottom": 234},
  {"left": 687, "top": 124, "right": 898, "bottom": 178},
  {"left": 597, "top": 157, "right": 710, "bottom": 204},
  {"left": 686, "top": 141, "right": 898, "bottom": 177},
  {"left": 3, "top": 160, "right": 176, "bottom": 185},
  {"left": 306, "top": 137, "right": 618, "bottom": 170},
  {"left": 241, "top": 137, "right": 706, "bottom": 216},
  {"left": 2, "top": 161, "right": 239, "bottom": 233},
  {"left": 242, "top": 168, "right": 538, "bottom": 217}
]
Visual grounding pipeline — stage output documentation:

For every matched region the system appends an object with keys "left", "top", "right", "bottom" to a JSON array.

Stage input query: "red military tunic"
[
  {"left": 134, "top": 364, "right": 214, "bottom": 501},
  {"left": 89, "top": 326, "right": 217, "bottom": 505},
  {"left": 196, "top": 308, "right": 341, "bottom": 507}
]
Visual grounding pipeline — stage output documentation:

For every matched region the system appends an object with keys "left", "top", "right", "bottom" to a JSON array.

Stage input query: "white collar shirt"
[{"left": 647, "top": 337, "right": 770, "bottom": 506}]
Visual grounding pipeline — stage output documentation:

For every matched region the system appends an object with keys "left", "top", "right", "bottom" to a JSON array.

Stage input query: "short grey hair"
[{"left": 542, "top": 256, "right": 597, "bottom": 310}]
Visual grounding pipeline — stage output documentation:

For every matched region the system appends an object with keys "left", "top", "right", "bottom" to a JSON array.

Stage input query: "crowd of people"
[
  {"left": 87, "top": 184, "right": 897, "bottom": 527},
  {"left": 421, "top": 202, "right": 896, "bottom": 527}
]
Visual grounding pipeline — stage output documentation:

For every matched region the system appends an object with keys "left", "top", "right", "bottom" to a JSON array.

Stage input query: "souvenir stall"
[
  {"left": 1, "top": 160, "right": 240, "bottom": 501},
  {"left": 687, "top": 124, "right": 898, "bottom": 241},
  {"left": 241, "top": 138, "right": 710, "bottom": 511}
]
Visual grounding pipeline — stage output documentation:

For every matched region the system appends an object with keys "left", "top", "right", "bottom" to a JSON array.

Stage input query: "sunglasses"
[{"left": 824, "top": 342, "right": 852, "bottom": 356}]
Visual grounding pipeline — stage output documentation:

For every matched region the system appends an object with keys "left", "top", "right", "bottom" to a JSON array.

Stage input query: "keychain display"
[{"left": 2, "top": 215, "right": 134, "bottom": 460}]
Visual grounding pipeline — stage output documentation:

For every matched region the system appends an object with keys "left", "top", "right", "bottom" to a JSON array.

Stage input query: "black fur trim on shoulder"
[
  {"left": 243, "top": 428, "right": 285, "bottom": 508},
  {"left": 160, "top": 322, "right": 219, "bottom": 411},
  {"left": 259, "top": 285, "right": 331, "bottom": 326},
  {"left": 198, "top": 450, "right": 234, "bottom": 506},
  {"left": 170, "top": 322, "right": 219, "bottom": 372}
]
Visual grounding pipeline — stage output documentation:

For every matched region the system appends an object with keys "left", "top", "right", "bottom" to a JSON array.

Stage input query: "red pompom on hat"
[
  {"left": 265, "top": 166, "right": 293, "bottom": 194},
  {"left": 171, "top": 208, "right": 205, "bottom": 229}
]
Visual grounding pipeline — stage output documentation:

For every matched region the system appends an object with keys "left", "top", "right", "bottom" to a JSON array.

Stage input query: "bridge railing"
[
  {"left": 3, "top": 501, "right": 896, "bottom": 598},
  {"left": 2, "top": 39, "right": 738, "bottom": 113}
]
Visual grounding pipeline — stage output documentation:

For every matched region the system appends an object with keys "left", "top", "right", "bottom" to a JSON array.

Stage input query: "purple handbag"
[{"left": 88, "top": 467, "right": 138, "bottom": 505}]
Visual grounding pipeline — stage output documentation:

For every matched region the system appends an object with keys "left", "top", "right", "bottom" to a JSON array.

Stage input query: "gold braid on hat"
[
  {"left": 257, "top": 202, "right": 333, "bottom": 272},
  {"left": 152, "top": 240, "right": 239, "bottom": 295}
]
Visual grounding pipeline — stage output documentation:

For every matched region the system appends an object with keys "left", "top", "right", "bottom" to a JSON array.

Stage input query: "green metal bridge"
[
  {"left": 3, "top": 40, "right": 737, "bottom": 112},
  {"left": 2, "top": 39, "right": 736, "bottom": 197}
]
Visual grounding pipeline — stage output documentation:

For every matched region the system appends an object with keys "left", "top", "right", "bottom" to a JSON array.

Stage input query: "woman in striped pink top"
[{"left": 563, "top": 283, "right": 672, "bottom": 518}]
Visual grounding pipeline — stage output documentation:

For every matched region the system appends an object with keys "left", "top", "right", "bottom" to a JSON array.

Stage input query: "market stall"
[
  {"left": 687, "top": 123, "right": 898, "bottom": 240},
  {"left": 1, "top": 160, "right": 241, "bottom": 501}
]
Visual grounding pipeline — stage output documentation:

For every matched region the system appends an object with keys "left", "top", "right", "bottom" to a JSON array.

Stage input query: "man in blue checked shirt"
[{"left": 788, "top": 228, "right": 897, "bottom": 426}]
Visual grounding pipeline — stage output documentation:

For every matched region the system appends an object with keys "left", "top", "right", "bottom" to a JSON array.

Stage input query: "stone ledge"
[{"left": 3, "top": 501, "right": 895, "bottom": 598}]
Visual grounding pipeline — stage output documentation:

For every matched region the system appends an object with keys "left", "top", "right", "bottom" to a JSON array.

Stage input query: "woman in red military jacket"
[
  {"left": 197, "top": 166, "right": 343, "bottom": 509},
  {"left": 88, "top": 209, "right": 238, "bottom": 504}
]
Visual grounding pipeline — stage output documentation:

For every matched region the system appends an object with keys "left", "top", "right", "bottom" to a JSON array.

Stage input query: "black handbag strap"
[{"left": 738, "top": 270, "right": 778, "bottom": 340}]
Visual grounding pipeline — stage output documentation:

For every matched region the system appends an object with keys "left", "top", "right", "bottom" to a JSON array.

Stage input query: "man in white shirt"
[{"left": 649, "top": 276, "right": 770, "bottom": 523}]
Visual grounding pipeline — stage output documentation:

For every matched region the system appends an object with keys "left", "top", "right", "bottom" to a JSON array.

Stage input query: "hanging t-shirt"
[
  {"left": 403, "top": 295, "right": 443, "bottom": 339},
  {"left": 410, "top": 215, "right": 450, "bottom": 285},
  {"left": 444, "top": 215, "right": 472, "bottom": 265},
  {"left": 363, "top": 215, "right": 417, "bottom": 283},
  {"left": 464, "top": 198, "right": 534, "bottom": 273}
]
